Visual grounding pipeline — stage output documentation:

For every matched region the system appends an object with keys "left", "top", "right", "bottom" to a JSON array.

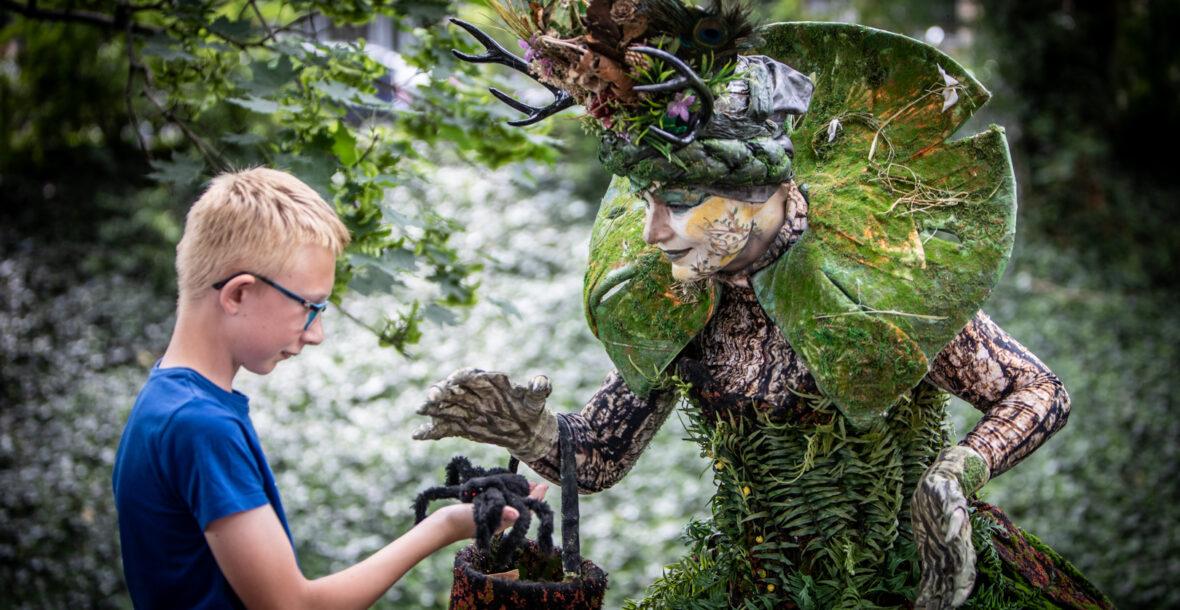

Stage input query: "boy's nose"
[
  {"left": 643, "top": 200, "right": 674, "bottom": 245},
  {"left": 301, "top": 316, "right": 325, "bottom": 345}
]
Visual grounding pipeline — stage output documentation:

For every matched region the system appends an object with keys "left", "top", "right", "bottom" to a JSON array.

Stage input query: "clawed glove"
[
  {"left": 413, "top": 368, "right": 559, "bottom": 462},
  {"left": 912, "top": 444, "right": 991, "bottom": 610}
]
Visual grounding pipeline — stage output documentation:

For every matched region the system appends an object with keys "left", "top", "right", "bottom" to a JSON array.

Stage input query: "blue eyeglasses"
[{"left": 212, "top": 272, "right": 328, "bottom": 331}]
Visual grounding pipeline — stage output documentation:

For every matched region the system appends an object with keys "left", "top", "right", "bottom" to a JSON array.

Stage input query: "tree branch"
[
  {"left": 124, "top": 12, "right": 151, "bottom": 165},
  {"left": 246, "top": 0, "right": 276, "bottom": 40},
  {"left": 129, "top": 59, "right": 229, "bottom": 172},
  {"left": 265, "top": 13, "right": 315, "bottom": 43},
  {"left": 0, "top": 0, "right": 162, "bottom": 35}
]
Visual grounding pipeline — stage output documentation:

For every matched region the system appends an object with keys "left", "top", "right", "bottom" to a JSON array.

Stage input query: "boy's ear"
[{"left": 217, "top": 274, "right": 257, "bottom": 315}]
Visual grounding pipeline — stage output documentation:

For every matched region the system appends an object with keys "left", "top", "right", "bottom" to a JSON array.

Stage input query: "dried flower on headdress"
[{"left": 484, "top": 0, "right": 757, "bottom": 146}]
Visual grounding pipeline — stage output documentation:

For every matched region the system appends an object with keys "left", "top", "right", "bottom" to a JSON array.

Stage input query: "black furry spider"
[{"left": 414, "top": 456, "right": 554, "bottom": 564}]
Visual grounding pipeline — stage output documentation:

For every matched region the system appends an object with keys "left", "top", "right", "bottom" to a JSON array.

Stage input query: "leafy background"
[{"left": 2, "top": 0, "right": 1177, "bottom": 608}]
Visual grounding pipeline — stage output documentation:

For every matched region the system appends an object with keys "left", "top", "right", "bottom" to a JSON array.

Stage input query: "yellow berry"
[
  {"left": 758, "top": 569, "right": 767, "bottom": 578},
  {"left": 755, "top": 535, "right": 764, "bottom": 544},
  {"left": 767, "top": 584, "right": 776, "bottom": 592},
  {"left": 714, "top": 461, "right": 724, "bottom": 470},
  {"left": 742, "top": 486, "right": 751, "bottom": 496}
]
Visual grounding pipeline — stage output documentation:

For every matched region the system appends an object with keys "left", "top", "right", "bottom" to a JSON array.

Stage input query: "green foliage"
[
  {"left": 976, "top": 0, "right": 1180, "bottom": 294},
  {"left": 0, "top": 236, "right": 176, "bottom": 607},
  {"left": 970, "top": 236, "right": 1180, "bottom": 608},
  {"left": 604, "top": 49, "right": 740, "bottom": 150},
  {"left": 637, "top": 384, "right": 948, "bottom": 608},
  {"left": 964, "top": 3, "right": 1180, "bottom": 607},
  {"left": 1, "top": 0, "right": 558, "bottom": 352}
]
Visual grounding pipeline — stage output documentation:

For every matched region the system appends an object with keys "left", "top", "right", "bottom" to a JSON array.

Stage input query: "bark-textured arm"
[
  {"left": 524, "top": 370, "right": 678, "bottom": 493},
  {"left": 927, "top": 311, "right": 1071, "bottom": 478}
]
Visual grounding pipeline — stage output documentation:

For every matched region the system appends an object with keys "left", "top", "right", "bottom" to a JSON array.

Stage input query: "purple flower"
[
  {"left": 518, "top": 36, "right": 539, "bottom": 63},
  {"left": 666, "top": 91, "right": 696, "bottom": 122}
]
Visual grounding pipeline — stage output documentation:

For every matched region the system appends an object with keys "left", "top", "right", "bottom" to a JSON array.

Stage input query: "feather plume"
[{"left": 643, "top": 0, "right": 755, "bottom": 60}]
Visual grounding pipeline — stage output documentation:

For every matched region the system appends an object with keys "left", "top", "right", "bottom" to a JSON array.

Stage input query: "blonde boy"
[{"left": 112, "top": 168, "right": 544, "bottom": 609}]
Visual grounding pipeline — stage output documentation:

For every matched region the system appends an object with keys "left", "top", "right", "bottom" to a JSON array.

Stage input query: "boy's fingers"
[
  {"left": 501, "top": 507, "right": 520, "bottom": 526},
  {"left": 528, "top": 482, "right": 549, "bottom": 500}
]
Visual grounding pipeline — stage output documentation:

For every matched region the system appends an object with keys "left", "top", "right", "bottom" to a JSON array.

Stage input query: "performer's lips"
[{"left": 662, "top": 248, "right": 691, "bottom": 261}]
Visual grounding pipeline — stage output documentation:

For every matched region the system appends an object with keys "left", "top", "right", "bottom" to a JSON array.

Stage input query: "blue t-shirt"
[{"left": 113, "top": 366, "right": 293, "bottom": 609}]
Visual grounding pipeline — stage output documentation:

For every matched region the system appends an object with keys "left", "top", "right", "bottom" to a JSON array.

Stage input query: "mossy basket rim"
[{"left": 450, "top": 540, "right": 608, "bottom": 609}]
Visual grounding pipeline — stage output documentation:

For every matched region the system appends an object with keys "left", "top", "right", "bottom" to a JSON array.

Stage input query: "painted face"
[{"left": 642, "top": 185, "right": 787, "bottom": 281}]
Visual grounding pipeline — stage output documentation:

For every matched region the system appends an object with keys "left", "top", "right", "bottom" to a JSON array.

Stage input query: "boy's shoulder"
[
  {"left": 117, "top": 367, "right": 260, "bottom": 493},
  {"left": 129, "top": 366, "right": 252, "bottom": 439}
]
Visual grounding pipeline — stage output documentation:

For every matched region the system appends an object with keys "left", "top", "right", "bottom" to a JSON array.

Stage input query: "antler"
[
  {"left": 630, "top": 46, "right": 715, "bottom": 147},
  {"left": 449, "top": 18, "right": 575, "bottom": 127}
]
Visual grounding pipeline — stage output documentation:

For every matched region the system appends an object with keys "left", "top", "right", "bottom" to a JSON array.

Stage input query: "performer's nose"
[{"left": 643, "top": 200, "right": 674, "bottom": 245}]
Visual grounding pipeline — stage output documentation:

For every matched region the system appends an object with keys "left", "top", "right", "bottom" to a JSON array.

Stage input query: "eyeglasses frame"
[{"left": 211, "top": 271, "right": 328, "bottom": 331}]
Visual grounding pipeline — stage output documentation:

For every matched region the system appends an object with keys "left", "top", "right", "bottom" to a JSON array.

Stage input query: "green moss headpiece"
[
  {"left": 453, "top": 13, "right": 1018, "bottom": 428},
  {"left": 598, "top": 54, "right": 813, "bottom": 191}
]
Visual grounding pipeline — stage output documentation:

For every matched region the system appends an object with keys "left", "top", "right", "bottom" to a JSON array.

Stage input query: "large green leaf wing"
[{"left": 751, "top": 22, "right": 1018, "bottom": 428}]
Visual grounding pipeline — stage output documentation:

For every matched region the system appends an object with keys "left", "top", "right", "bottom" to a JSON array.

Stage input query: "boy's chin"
[{"left": 243, "top": 358, "right": 281, "bottom": 375}]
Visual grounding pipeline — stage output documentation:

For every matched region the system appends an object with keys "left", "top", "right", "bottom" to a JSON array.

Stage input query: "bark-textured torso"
[
  {"left": 664, "top": 208, "right": 952, "bottom": 606},
  {"left": 680, "top": 189, "right": 820, "bottom": 422},
  {"left": 682, "top": 284, "right": 821, "bottom": 421}
]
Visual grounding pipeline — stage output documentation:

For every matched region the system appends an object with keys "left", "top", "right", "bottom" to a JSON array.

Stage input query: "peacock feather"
[{"left": 642, "top": 0, "right": 756, "bottom": 60}]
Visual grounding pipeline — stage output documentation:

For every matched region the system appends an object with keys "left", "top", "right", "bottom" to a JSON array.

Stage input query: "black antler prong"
[
  {"left": 490, "top": 88, "right": 575, "bottom": 127},
  {"left": 449, "top": 18, "right": 529, "bottom": 71},
  {"left": 489, "top": 87, "right": 537, "bottom": 115},
  {"left": 631, "top": 76, "right": 689, "bottom": 94},
  {"left": 629, "top": 46, "right": 715, "bottom": 147},
  {"left": 449, "top": 17, "right": 576, "bottom": 127}
]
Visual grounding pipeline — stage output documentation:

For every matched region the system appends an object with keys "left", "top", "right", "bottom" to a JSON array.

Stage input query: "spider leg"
[
  {"left": 498, "top": 493, "right": 531, "bottom": 562},
  {"left": 474, "top": 487, "right": 506, "bottom": 551},
  {"left": 413, "top": 486, "right": 460, "bottom": 524},
  {"left": 523, "top": 497, "right": 555, "bottom": 556},
  {"left": 446, "top": 456, "right": 475, "bottom": 486}
]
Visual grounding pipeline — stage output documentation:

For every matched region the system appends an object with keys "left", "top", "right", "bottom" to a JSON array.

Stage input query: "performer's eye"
[{"left": 659, "top": 189, "right": 710, "bottom": 213}]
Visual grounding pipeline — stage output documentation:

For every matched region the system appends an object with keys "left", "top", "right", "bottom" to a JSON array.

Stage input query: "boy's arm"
[{"left": 206, "top": 485, "right": 545, "bottom": 610}]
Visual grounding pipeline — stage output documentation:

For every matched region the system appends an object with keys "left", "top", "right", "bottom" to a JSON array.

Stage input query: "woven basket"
[{"left": 448, "top": 416, "right": 608, "bottom": 609}]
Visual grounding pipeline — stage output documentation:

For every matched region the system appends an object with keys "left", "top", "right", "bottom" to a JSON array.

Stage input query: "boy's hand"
[{"left": 430, "top": 482, "right": 550, "bottom": 544}]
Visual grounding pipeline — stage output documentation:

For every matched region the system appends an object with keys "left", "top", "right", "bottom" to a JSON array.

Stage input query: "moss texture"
[
  {"left": 599, "top": 134, "right": 795, "bottom": 191},
  {"left": 583, "top": 176, "right": 718, "bottom": 395},
  {"left": 751, "top": 22, "right": 1017, "bottom": 428}
]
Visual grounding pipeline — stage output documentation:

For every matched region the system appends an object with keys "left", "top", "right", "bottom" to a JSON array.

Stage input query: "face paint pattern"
[{"left": 644, "top": 187, "right": 779, "bottom": 281}]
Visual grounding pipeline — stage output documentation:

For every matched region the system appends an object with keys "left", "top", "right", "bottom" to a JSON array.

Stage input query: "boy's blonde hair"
[{"left": 176, "top": 167, "right": 351, "bottom": 303}]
